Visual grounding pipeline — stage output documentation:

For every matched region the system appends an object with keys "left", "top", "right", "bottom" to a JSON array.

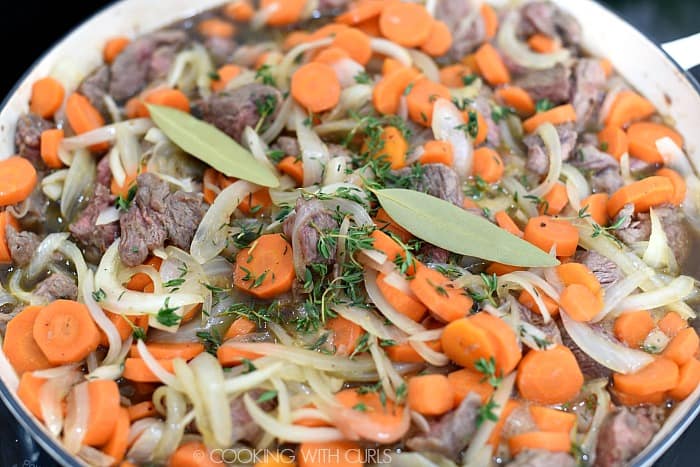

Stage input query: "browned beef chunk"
[
  {"left": 436, "top": 0, "right": 486, "bottom": 60},
  {"left": 5, "top": 225, "right": 39, "bottom": 267},
  {"left": 272, "top": 136, "right": 300, "bottom": 158},
  {"left": 418, "top": 243, "right": 450, "bottom": 264},
  {"left": 519, "top": 1, "right": 582, "bottom": 47},
  {"left": 96, "top": 155, "right": 112, "bottom": 187},
  {"left": 15, "top": 113, "right": 54, "bottom": 166},
  {"left": 570, "top": 144, "right": 624, "bottom": 193},
  {"left": 205, "top": 36, "right": 237, "bottom": 66},
  {"left": 595, "top": 405, "right": 664, "bottom": 467},
  {"left": 575, "top": 250, "right": 622, "bottom": 288},
  {"left": 109, "top": 30, "right": 187, "bottom": 101},
  {"left": 69, "top": 184, "right": 120, "bottom": 264},
  {"left": 523, "top": 124, "right": 577, "bottom": 175},
  {"left": 394, "top": 164, "right": 464, "bottom": 206},
  {"left": 195, "top": 84, "right": 282, "bottom": 144},
  {"left": 514, "top": 64, "right": 572, "bottom": 104},
  {"left": 78, "top": 65, "right": 110, "bottom": 119},
  {"left": 283, "top": 198, "right": 339, "bottom": 269},
  {"left": 229, "top": 388, "right": 277, "bottom": 444},
  {"left": 558, "top": 321, "right": 611, "bottom": 379},
  {"left": 571, "top": 59, "right": 606, "bottom": 129},
  {"left": 119, "top": 174, "right": 205, "bottom": 266},
  {"left": 405, "top": 392, "right": 481, "bottom": 460},
  {"left": 591, "top": 168, "right": 624, "bottom": 194},
  {"left": 35, "top": 272, "right": 79, "bottom": 302},
  {"left": 508, "top": 450, "right": 577, "bottom": 467}
]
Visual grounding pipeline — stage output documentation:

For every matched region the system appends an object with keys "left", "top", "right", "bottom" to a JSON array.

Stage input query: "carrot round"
[
  {"left": 102, "top": 407, "right": 130, "bottom": 463},
  {"left": 495, "top": 86, "right": 535, "bottom": 116},
  {"left": 523, "top": 216, "right": 579, "bottom": 257},
  {"left": 530, "top": 406, "right": 576, "bottom": 433},
  {"left": 386, "top": 340, "right": 441, "bottom": 363},
  {"left": 234, "top": 233, "right": 295, "bottom": 299},
  {"left": 519, "top": 289, "right": 559, "bottom": 318},
  {"left": 278, "top": 156, "right": 304, "bottom": 186},
  {"left": 32, "top": 300, "right": 100, "bottom": 366},
  {"left": 373, "top": 66, "right": 420, "bottom": 116},
  {"left": 581, "top": 193, "right": 609, "bottom": 226},
  {"left": 494, "top": 211, "right": 523, "bottom": 238},
  {"left": 377, "top": 273, "right": 426, "bottom": 322},
  {"left": 224, "top": 316, "right": 257, "bottom": 340},
  {"left": 100, "top": 311, "right": 135, "bottom": 347},
  {"left": 238, "top": 189, "right": 273, "bottom": 215},
  {"left": 326, "top": 316, "right": 363, "bottom": 357},
  {"left": 559, "top": 284, "right": 603, "bottom": 322},
  {"left": 356, "top": 16, "right": 382, "bottom": 37},
  {"left": 368, "top": 126, "right": 407, "bottom": 170},
  {"left": 291, "top": 63, "right": 341, "bottom": 113},
  {"left": 540, "top": 182, "right": 568, "bottom": 215},
  {"left": 655, "top": 168, "right": 687, "bottom": 206},
  {"left": 439, "top": 64, "right": 472, "bottom": 88},
  {"left": 523, "top": 104, "right": 577, "bottom": 133},
  {"left": 370, "top": 230, "right": 405, "bottom": 263},
  {"left": 332, "top": 28, "right": 372, "bottom": 65},
  {"left": 447, "top": 368, "right": 495, "bottom": 405},
  {"left": 126, "top": 97, "right": 149, "bottom": 119},
  {"left": 597, "top": 126, "right": 628, "bottom": 160},
  {"left": 336, "top": 0, "right": 385, "bottom": 25},
  {"left": 66, "top": 92, "right": 105, "bottom": 136},
  {"left": 470, "top": 312, "right": 522, "bottom": 374},
  {"left": 127, "top": 401, "right": 157, "bottom": 421},
  {"left": 17, "top": 372, "right": 47, "bottom": 421},
  {"left": 198, "top": 18, "right": 235, "bottom": 38},
  {"left": 516, "top": 345, "right": 584, "bottom": 404},
  {"left": 556, "top": 263, "right": 601, "bottom": 295},
  {"left": 40, "top": 128, "right": 65, "bottom": 169},
  {"left": 509, "top": 431, "right": 572, "bottom": 457},
  {"left": 627, "top": 122, "right": 684, "bottom": 163},
  {"left": 83, "top": 379, "right": 120, "bottom": 446},
  {"left": 474, "top": 43, "right": 511, "bottom": 86},
  {"left": 169, "top": 441, "right": 218, "bottom": 467},
  {"left": 600, "top": 58, "right": 614, "bottom": 78},
  {"left": 408, "top": 374, "right": 454, "bottom": 415},
  {"left": 145, "top": 88, "right": 190, "bottom": 114},
  {"left": 410, "top": 263, "right": 473, "bottom": 323},
  {"left": 605, "top": 91, "right": 655, "bottom": 128},
  {"left": 374, "top": 208, "right": 411, "bottom": 243},
  {"left": 30, "top": 77, "right": 65, "bottom": 119},
  {"left": 488, "top": 399, "right": 520, "bottom": 450},
  {"left": 262, "top": 0, "right": 307, "bottom": 26},
  {"left": 103, "top": 36, "right": 131, "bottom": 64},
  {"left": 0, "top": 211, "right": 20, "bottom": 263},
  {"left": 224, "top": 1, "right": 255, "bottom": 22},
  {"left": 420, "top": 20, "right": 453, "bottom": 57},
  {"left": 659, "top": 311, "right": 688, "bottom": 337},
  {"left": 0, "top": 157, "right": 38, "bottom": 207},
  {"left": 527, "top": 33, "right": 559, "bottom": 53},
  {"left": 308, "top": 23, "right": 349, "bottom": 42},
  {"left": 614, "top": 310, "right": 655, "bottom": 348},
  {"left": 298, "top": 441, "right": 363, "bottom": 467},
  {"left": 441, "top": 318, "right": 497, "bottom": 370},
  {"left": 130, "top": 342, "right": 204, "bottom": 361},
  {"left": 669, "top": 359, "right": 700, "bottom": 401},
  {"left": 486, "top": 262, "right": 525, "bottom": 276},
  {"left": 217, "top": 346, "right": 262, "bottom": 366},
  {"left": 3, "top": 306, "right": 52, "bottom": 374},
  {"left": 663, "top": 327, "right": 699, "bottom": 366},
  {"left": 613, "top": 358, "right": 679, "bottom": 396},
  {"left": 335, "top": 388, "right": 405, "bottom": 442},
  {"left": 314, "top": 47, "right": 351, "bottom": 65},
  {"left": 612, "top": 387, "right": 666, "bottom": 406},
  {"left": 472, "top": 147, "right": 504, "bottom": 183},
  {"left": 283, "top": 31, "right": 311, "bottom": 51},
  {"left": 379, "top": 3, "right": 433, "bottom": 47},
  {"left": 606, "top": 176, "right": 674, "bottom": 217},
  {"left": 420, "top": 140, "right": 454, "bottom": 166},
  {"left": 211, "top": 64, "right": 242, "bottom": 92},
  {"left": 481, "top": 4, "right": 499, "bottom": 39},
  {"left": 406, "top": 79, "right": 451, "bottom": 126},
  {"left": 123, "top": 358, "right": 175, "bottom": 382}
]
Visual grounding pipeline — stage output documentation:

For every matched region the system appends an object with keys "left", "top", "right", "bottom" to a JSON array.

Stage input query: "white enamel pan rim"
[{"left": 0, "top": 0, "right": 699, "bottom": 465}]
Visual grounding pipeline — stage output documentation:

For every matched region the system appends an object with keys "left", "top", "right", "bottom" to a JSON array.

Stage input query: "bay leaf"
[
  {"left": 375, "top": 188, "right": 559, "bottom": 267},
  {"left": 147, "top": 104, "right": 279, "bottom": 188}
]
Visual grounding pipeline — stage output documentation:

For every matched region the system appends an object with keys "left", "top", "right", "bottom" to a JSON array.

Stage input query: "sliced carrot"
[
  {"left": 83, "top": 379, "right": 120, "bottom": 446},
  {"left": 659, "top": 312, "right": 688, "bottom": 337},
  {"left": 385, "top": 340, "right": 441, "bottom": 363},
  {"left": 441, "top": 318, "right": 497, "bottom": 370},
  {"left": 32, "top": 300, "right": 100, "bottom": 366},
  {"left": 374, "top": 208, "right": 411, "bottom": 243},
  {"left": 278, "top": 156, "right": 304, "bottom": 186},
  {"left": 613, "top": 358, "right": 679, "bottom": 396},
  {"left": 371, "top": 126, "right": 407, "bottom": 169},
  {"left": 481, "top": 4, "right": 499, "bottom": 39},
  {"left": 509, "top": 431, "right": 572, "bottom": 457},
  {"left": 605, "top": 91, "right": 656, "bottom": 128},
  {"left": 17, "top": 372, "right": 47, "bottom": 421},
  {"left": 217, "top": 345, "right": 262, "bottom": 366},
  {"left": 439, "top": 64, "right": 473, "bottom": 88},
  {"left": 669, "top": 358, "right": 700, "bottom": 401},
  {"left": 527, "top": 33, "right": 559, "bottom": 53},
  {"left": 373, "top": 67, "right": 420, "bottom": 115},
  {"left": 370, "top": 230, "right": 406, "bottom": 265},
  {"left": 169, "top": 441, "right": 218, "bottom": 467},
  {"left": 530, "top": 406, "right": 576, "bottom": 433},
  {"left": 663, "top": 327, "right": 699, "bottom": 366},
  {"left": 211, "top": 64, "right": 242, "bottom": 92},
  {"left": 314, "top": 47, "right": 350, "bottom": 65},
  {"left": 598, "top": 126, "right": 628, "bottom": 160},
  {"left": 612, "top": 387, "right": 667, "bottom": 406},
  {"left": 406, "top": 79, "right": 451, "bottom": 126},
  {"left": 0, "top": 211, "right": 19, "bottom": 263},
  {"left": 447, "top": 368, "right": 495, "bottom": 405},
  {"left": 145, "top": 88, "right": 190, "bottom": 114},
  {"left": 198, "top": 18, "right": 235, "bottom": 38},
  {"left": 487, "top": 400, "right": 520, "bottom": 451},
  {"left": 224, "top": 1, "right": 254, "bottom": 22},
  {"left": 130, "top": 342, "right": 204, "bottom": 361},
  {"left": 420, "top": 140, "right": 453, "bottom": 166},
  {"left": 581, "top": 193, "right": 609, "bottom": 226},
  {"left": 225, "top": 317, "right": 257, "bottom": 340},
  {"left": 472, "top": 110, "right": 489, "bottom": 145},
  {"left": 539, "top": 182, "right": 568, "bottom": 215},
  {"left": 262, "top": 0, "right": 307, "bottom": 26},
  {"left": 292, "top": 62, "right": 341, "bottom": 113},
  {"left": 474, "top": 43, "right": 511, "bottom": 86},
  {"left": 308, "top": 23, "right": 349, "bottom": 42},
  {"left": 523, "top": 104, "right": 577, "bottom": 133},
  {"left": 356, "top": 16, "right": 382, "bottom": 37},
  {"left": 103, "top": 37, "right": 131, "bottom": 64},
  {"left": 606, "top": 176, "right": 674, "bottom": 217},
  {"left": 336, "top": 0, "right": 385, "bottom": 25},
  {"left": 420, "top": 20, "right": 453, "bottom": 57},
  {"left": 100, "top": 311, "right": 135, "bottom": 347},
  {"left": 332, "top": 27, "right": 372, "bottom": 65},
  {"left": 283, "top": 31, "right": 311, "bottom": 51},
  {"left": 523, "top": 216, "right": 579, "bottom": 257},
  {"left": 410, "top": 263, "right": 473, "bottom": 323},
  {"left": 123, "top": 358, "right": 174, "bottom": 382},
  {"left": 494, "top": 211, "right": 523, "bottom": 238},
  {"left": 127, "top": 401, "right": 157, "bottom": 421},
  {"left": 298, "top": 441, "right": 363, "bottom": 467},
  {"left": 30, "top": 77, "right": 65, "bottom": 119},
  {"left": 125, "top": 97, "right": 149, "bottom": 119},
  {"left": 0, "top": 157, "right": 38, "bottom": 207},
  {"left": 234, "top": 233, "right": 295, "bottom": 299},
  {"left": 377, "top": 273, "right": 426, "bottom": 322},
  {"left": 559, "top": 284, "right": 603, "bottom": 322},
  {"left": 462, "top": 54, "right": 479, "bottom": 74},
  {"left": 238, "top": 189, "right": 273, "bottom": 216},
  {"left": 382, "top": 58, "right": 406, "bottom": 77},
  {"left": 101, "top": 407, "right": 130, "bottom": 463},
  {"left": 65, "top": 93, "right": 106, "bottom": 136},
  {"left": 516, "top": 345, "right": 584, "bottom": 404},
  {"left": 520, "top": 290, "right": 559, "bottom": 319},
  {"left": 472, "top": 147, "right": 504, "bottom": 183},
  {"left": 334, "top": 388, "right": 405, "bottom": 444},
  {"left": 614, "top": 310, "right": 655, "bottom": 348},
  {"left": 40, "top": 128, "right": 65, "bottom": 169},
  {"left": 326, "top": 317, "right": 363, "bottom": 357},
  {"left": 486, "top": 262, "right": 525, "bottom": 276},
  {"left": 627, "top": 122, "right": 684, "bottom": 164},
  {"left": 408, "top": 374, "right": 454, "bottom": 415},
  {"left": 470, "top": 312, "right": 522, "bottom": 374},
  {"left": 600, "top": 59, "right": 614, "bottom": 78},
  {"left": 496, "top": 86, "right": 535, "bottom": 117},
  {"left": 463, "top": 198, "right": 479, "bottom": 210},
  {"left": 655, "top": 168, "right": 687, "bottom": 206},
  {"left": 125, "top": 256, "right": 162, "bottom": 291},
  {"left": 556, "top": 263, "right": 601, "bottom": 295},
  {"left": 379, "top": 2, "right": 433, "bottom": 47}
]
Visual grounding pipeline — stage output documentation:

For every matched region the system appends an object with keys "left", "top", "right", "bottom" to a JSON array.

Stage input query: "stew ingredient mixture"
[{"left": 2, "top": 0, "right": 700, "bottom": 466}]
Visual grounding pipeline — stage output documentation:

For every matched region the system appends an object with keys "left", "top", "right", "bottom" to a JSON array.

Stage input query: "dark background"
[{"left": 0, "top": 1, "right": 698, "bottom": 466}]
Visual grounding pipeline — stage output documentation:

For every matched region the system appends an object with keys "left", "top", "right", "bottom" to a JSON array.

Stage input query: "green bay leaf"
[
  {"left": 147, "top": 104, "right": 279, "bottom": 188},
  {"left": 375, "top": 188, "right": 559, "bottom": 267}
]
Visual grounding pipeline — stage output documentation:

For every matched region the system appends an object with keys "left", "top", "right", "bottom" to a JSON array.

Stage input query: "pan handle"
[{"left": 662, "top": 33, "right": 700, "bottom": 71}]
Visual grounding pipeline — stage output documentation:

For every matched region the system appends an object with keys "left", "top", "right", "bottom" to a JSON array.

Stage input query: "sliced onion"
[
  {"left": 61, "top": 149, "right": 96, "bottom": 221},
  {"left": 322, "top": 157, "right": 348, "bottom": 186},
  {"left": 408, "top": 49, "right": 440, "bottom": 82},
  {"left": 41, "top": 169, "right": 69, "bottom": 201},
  {"left": 330, "top": 58, "right": 366, "bottom": 88},
  {"left": 63, "top": 381, "right": 89, "bottom": 454},
  {"left": 365, "top": 270, "right": 427, "bottom": 335},
  {"left": 408, "top": 340, "right": 449, "bottom": 366},
  {"left": 325, "top": 85, "right": 373, "bottom": 122},
  {"left": 657, "top": 137, "right": 696, "bottom": 176},
  {"left": 370, "top": 38, "right": 412, "bottom": 66},
  {"left": 561, "top": 163, "right": 590, "bottom": 203},
  {"left": 83, "top": 270, "right": 122, "bottom": 365},
  {"left": 109, "top": 147, "right": 126, "bottom": 188},
  {"left": 115, "top": 123, "right": 141, "bottom": 176},
  {"left": 96, "top": 206, "right": 120, "bottom": 226},
  {"left": 262, "top": 95, "right": 294, "bottom": 143},
  {"left": 580, "top": 379, "right": 612, "bottom": 460},
  {"left": 619, "top": 152, "right": 634, "bottom": 186},
  {"left": 528, "top": 123, "right": 563, "bottom": 197},
  {"left": 334, "top": 305, "right": 407, "bottom": 342},
  {"left": 275, "top": 38, "right": 333, "bottom": 90},
  {"left": 222, "top": 361, "right": 284, "bottom": 394},
  {"left": 39, "top": 370, "right": 82, "bottom": 436},
  {"left": 560, "top": 310, "right": 654, "bottom": 374},
  {"left": 683, "top": 174, "right": 700, "bottom": 235},
  {"left": 167, "top": 44, "right": 214, "bottom": 97},
  {"left": 615, "top": 275, "right": 695, "bottom": 314},
  {"left": 136, "top": 339, "right": 182, "bottom": 389},
  {"left": 592, "top": 270, "right": 652, "bottom": 322},
  {"left": 78, "top": 446, "right": 115, "bottom": 467},
  {"left": 188, "top": 353, "right": 232, "bottom": 447},
  {"left": 61, "top": 119, "right": 153, "bottom": 151},
  {"left": 26, "top": 233, "right": 70, "bottom": 281},
  {"left": 500, "top": 271, "right": 560, "bottom": 323},
  {"left": 502, "top": 176, "right": 538, "bottom": 218},
  {"left": 320, "top": 198, "right": 373, "bottom": 226},
  {"left": 243, "top": 126, "right": 278, "bottom": 173},
  {"left": 368, "top": 336, "right": 404, "bottom": 399},
  {"left": 497, "top": 12, "right": 570, "bottom": 69},
  {"left": 382, "top": 272, "right": 414, "bottom": 296},
  {"left": 128, "top": 419, "right": 165, "bottom": 463},
  {"left": 643, "top": 208, "right": 678, "bottom": 273},
  {"left": 598, "top": 83, "right": 625, "bottom": 127},
  {"left": 432, "top": 98, "right": 472, "bottom": 178},
  {"left": 294, "top": 105, "right": 330, "bottom": 186}
]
